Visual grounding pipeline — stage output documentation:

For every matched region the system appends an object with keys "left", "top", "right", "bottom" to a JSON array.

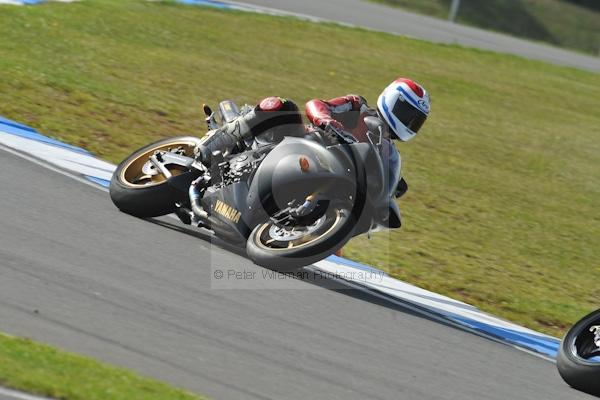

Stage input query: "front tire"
[
  {"left": 557, "top": 308, "right": 600, "bottom": 396},
  {"left": 246, "top": 206, "right": 354, "bottom": 270},
  {"left": 110, "top": 137, "right": 203, "bottom": 218}
]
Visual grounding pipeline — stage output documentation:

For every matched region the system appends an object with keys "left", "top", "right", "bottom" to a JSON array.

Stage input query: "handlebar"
[{"left": 323, "top": 124, "right": 358, "bottom": 144}]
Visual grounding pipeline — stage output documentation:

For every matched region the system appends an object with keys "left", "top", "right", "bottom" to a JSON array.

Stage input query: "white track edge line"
[
  {"left": 312, "top": 270, "right": 556, "bottom": 363},
  {"left": 0, "top": 387, "right": 54, "bottom": 400},
  {"left": 0, "top": 143, "right": 108, "bottom": 192}
]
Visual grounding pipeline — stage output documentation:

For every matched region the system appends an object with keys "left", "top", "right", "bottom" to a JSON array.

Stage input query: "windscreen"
[{"left": 380, "top": 139, "right": 402, "bottom": 198}]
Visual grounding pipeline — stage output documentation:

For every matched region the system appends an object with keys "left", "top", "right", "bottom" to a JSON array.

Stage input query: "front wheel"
[
  {"left": 110, "top": 137, "right": 203, "bottom": 217},
  {"left": 246, "top": 206, "right": 354, "bottom": 270},
  {"left": 557, "top": 308, "right": 600, "bottom": 396}
]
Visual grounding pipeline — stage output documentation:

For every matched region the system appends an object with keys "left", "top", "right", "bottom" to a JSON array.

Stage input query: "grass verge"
[
  {"left": 0, "top": 332, "right": 205, "bottom": 400},
  {"left": 369, "top": 0, "right": 600, "bottom": 55},
  {"left": 0, "top": 0, "right": 599, "bottom": 337}
]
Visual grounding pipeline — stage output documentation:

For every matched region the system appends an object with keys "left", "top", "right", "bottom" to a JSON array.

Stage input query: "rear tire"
[
  {"left": 557, "top": 308, "right": 600, "bottom": 396},
  {"left": 246, "top": 206, "right": 354, "bottom": 270},
  {"left": 110, "top": 137, "right": 202, "bottom": 218}
]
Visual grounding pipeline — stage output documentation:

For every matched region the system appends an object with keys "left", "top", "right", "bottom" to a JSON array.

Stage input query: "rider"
[
  {"left": 192, "top": 77, "right": 430, "bottom": 216},
  {"left": 195, "top": 77, "right": 430, "bottom": 177}
]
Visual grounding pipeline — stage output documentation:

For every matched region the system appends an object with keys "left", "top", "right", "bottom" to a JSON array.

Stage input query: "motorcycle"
[
  {"left": 557, "top": 308, "right": 600, "bottom": 397},
  {"left": 109, "top": 100, "right": 403, "bottom": 270}
]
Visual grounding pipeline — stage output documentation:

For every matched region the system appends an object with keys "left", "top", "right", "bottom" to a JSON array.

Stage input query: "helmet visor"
[{"left": 392, "top": 99, "right": 427, "bottom": 135}]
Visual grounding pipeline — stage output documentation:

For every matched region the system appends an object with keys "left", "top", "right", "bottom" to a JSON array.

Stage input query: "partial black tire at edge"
[{"left": 557, "top": 308, "right": 600, "bottom": 397}]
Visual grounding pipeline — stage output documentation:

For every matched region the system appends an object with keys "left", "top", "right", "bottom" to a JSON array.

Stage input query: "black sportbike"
[{"left": 110, "top": 100, "right": 404, "bottom": 269}]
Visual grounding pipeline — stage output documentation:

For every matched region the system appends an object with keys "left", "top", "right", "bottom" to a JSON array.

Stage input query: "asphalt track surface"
[
  {"left": 233, "top": 0, "right": 600, "bottom": 73},
  {"left": 1, "top": 147, "right": 595, "bottom": 400}
]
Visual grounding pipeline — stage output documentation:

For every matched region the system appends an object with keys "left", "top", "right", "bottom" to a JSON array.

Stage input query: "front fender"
[{"left": 247, "top": 137, "right": 356, "bottom": 218}]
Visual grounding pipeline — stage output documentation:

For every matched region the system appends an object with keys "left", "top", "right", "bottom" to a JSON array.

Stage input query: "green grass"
[
  {"left": 0, "top": 332, "right": 205, "bottom": 400},
  {"left": 0, "top": 0, "right": 599, "bottom": 339},
  {"left": 370, "top": 0, "right": 600, "bottom": 55}
]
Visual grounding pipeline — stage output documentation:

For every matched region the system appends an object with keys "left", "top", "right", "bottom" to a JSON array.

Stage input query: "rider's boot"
[
  {"left": 194, "top": 112, "right": 256, "bottom": 166},
  {"left": 195, "top": 97, "right": 304, "bottom": 166}
]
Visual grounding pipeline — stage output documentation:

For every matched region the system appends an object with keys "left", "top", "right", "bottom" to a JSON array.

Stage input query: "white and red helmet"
[{"left": 377, "top": 78, "right": 430, "bottom": 141}]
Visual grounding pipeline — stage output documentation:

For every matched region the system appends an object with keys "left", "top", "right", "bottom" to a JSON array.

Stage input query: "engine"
[{"left": 213, "top": 147, "right": 270, "bottom": 188}]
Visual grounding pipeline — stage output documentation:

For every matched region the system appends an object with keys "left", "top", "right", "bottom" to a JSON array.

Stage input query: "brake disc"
[{"left": 268, "top": 215, "right": 326, "bottom": 242}]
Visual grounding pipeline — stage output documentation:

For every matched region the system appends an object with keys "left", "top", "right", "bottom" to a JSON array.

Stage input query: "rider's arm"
[{"left": 305, "top": 95, "right": 366, "bottom": 129}]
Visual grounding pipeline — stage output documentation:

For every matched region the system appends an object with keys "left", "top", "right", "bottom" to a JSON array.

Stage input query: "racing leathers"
[
  {"left": 305, "top": 95, "right": 408, "bottom": 198},
  {"left": 194, "top": 95, "right": 407, "bottom": 198}
]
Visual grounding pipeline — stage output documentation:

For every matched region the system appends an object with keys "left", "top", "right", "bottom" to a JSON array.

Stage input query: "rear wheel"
[
  {"left": 246, "top": 205, "right": 354, "bottom": 270},
  {"left": 109, "top": 137, "right": 203, "bottom": 217},
  {"left": 557, "top": 308, "right": 600, "bottom": 396}
]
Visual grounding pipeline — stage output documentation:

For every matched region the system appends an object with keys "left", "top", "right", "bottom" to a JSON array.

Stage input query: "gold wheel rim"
[
  {"left": 255, "top": 209, "right": 343, "bottom": 252},
  {"left": 119, "top": 139, "right": 200, "bottom": 188}
]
